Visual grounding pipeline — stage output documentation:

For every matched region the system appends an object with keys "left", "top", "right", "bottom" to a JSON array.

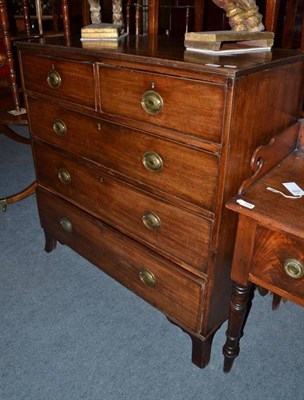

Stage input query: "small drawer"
[
  {"left": 34, "top": 142, "right": 212, "bottom": 272},
  {"left": 21, "top": 54, "right": 95, "bottom": 108},
  {"left": 99, "top": 65, "right": 226, "bottom": 143},
  {"left": 37, "top": 188, "right": 206, "bottom": 332},
  {"left": 250, "top": 227, "right": 304, "bottom": 302},
  {"left": 27, "top": 97, "right": 219, "bottom": 211}
]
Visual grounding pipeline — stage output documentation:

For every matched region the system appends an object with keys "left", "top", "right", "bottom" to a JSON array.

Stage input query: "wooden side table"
[{"left": 223, "top": 122, "right": 304, "bottom": 372}]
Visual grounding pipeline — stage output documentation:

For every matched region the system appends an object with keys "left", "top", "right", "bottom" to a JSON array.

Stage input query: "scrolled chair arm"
[{"left": 212, "top": 0, "right": 264, "bottom": 32}]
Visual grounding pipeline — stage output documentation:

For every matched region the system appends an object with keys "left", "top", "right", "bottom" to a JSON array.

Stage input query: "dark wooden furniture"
[
  {"left": 223, "top": 121, "right": 304, "bottom": 372},
  {"left": 264, "top": 0, "right": 304, "bottom": 50},
  {"left": 16, "top": 36, "right": 304, "bottom": 367},
  {"left": 264, "top": 0, "right": 281, "bottom": 33},
  {"left": 0, "top": 0, "right": 70, "bottom": 211},
  {"left": 13, "top": 0, "right": 62, "bottom": 34}
]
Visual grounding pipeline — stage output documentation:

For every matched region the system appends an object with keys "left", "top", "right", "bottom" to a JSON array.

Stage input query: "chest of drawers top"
[
  {"left": 18, "top": 36, "right": 304, "bottom": 150},
  {"left": 16, "top": 35, "right": 304, "bottom": 76}
]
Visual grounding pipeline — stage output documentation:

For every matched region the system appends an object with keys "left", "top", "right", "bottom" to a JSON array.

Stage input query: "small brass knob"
[
  {"left": 139, "top": 268, "right": 156, "bottom": 286},
  {"left": 142, "top": 151, "right": 163, "bottom": 172},
  {"left": 59, "top": 216, "right": 73, "bottom": 233},
  {"left": 141, "top": 90, "right": 163, "bottom": 115},
  {"left": 142, "top": 211, "right": 161, "bottom": 230},
  {"left": 53, "top": 119, "right": 66, "bottom": 136},
  {"left": 58, "top": 168, "right": 71, "bottom": 185},
  {"left": 47, "top": 69, "right": 61, "bottom": 89},
  {"left": 284, "top": 259, "right": 304, "bottom": 279}
]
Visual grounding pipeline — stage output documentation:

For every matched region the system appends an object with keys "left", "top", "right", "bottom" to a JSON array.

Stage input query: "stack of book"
[
  {"left": 81, "top": 23, "right": 128, "bottom": 49},
  {"left": 184, "top": 31, "right": 274, "bottom": 55}
]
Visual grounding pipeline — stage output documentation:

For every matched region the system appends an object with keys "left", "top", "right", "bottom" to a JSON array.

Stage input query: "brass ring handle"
[
  {"left": 58, "top": 168, "right": 71, "bottom": 185},
  {"left": 53, "top": 119, "right": 66, "bottom": 136},
  {"left": 59, "top": 216, "right": 73, "bottom": 233},
  {"left": 47, "top": 69, "right": 61, "bottom": 89},
  {"left": 142, "top": 211, "right": 161, "bottom": 230},
  {"left": 142, "top": 151, "right": 163, "bottom": 172},
  {"left": 141, "top": 90, "right": 163, "bottom": 115},
  {"left": 139, "top": 268, "right": 156, "bottom": 286},
  {"left": 284, "top": 259, "right": 304, "bottom": 279}
]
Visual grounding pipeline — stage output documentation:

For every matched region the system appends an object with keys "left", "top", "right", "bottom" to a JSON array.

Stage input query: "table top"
[
  {"left": 226, "top": 149, "right": 304, "bottom": 240},
  {"left": 15, "top": 35, "right": 304, "bottom": 78}
]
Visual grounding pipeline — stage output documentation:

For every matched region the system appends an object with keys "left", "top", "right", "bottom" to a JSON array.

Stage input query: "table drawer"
[
  {"left": 37, "top": 188, "right": 206, "bottom": 332},
  {"left": 250, "top": 227, "right": 304, "bottom": 301},
  {"left": 21, "top": 54, "right": 95, "bottom": 108},
  {"left": 28, "top": 97, "right": 219, "bottom": 211},
  {"left": 34, "top": 142, "right": 212, "bottom": 272},
  {"left": 99, "top": 65, "right": 225, "bottom": 143}
]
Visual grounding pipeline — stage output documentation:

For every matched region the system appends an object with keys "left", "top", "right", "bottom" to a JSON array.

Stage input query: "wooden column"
[
  {"left": 194, "top": 0, "right": 204, "bottom": 31},
  {"left": 62, "top": 0, "right": 71, "bottom": 37},
  {"left": 265, "top": 0, "right": 281, "bottom": 32},
  {"left": 0, "top": 0, "right": 21, "bottom": 112},
  {"left": 148, "top": 0, "right": 159, "bottom": 36},
  {"left": 22, "top": 0, "right": 32, "bottom": 36}
]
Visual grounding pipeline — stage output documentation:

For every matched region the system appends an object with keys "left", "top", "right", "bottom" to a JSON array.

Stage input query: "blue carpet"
[{"left": 1, "top": 128, "right": 303, "bottom": 400}]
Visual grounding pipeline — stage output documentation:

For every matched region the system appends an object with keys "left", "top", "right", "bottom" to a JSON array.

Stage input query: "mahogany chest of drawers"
[{"left": 17, "top": 37, "right": 304, "bottom": 367}]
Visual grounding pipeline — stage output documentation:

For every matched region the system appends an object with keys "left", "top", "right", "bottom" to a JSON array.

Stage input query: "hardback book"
[
  {"left": 185, "top": 30, "right": 274, "bottom": 42},
  {"left": 81, "top": 23, "right": 124, "bottom": 38},
  {"left": 82, "top": 31, "right": 122, "bottom": 38},
  {"left": 80, "top": 32, "right": 128, "bottom": 43},
  {"left": 184, "top": 39, "right": 274, "bottom": 51},
  {"left": 184, "top": 30, "right": 274, "bottom": 54}
]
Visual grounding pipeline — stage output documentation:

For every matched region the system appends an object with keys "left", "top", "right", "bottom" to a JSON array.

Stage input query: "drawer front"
[
  {"left": 37, "top": 188, "right": 206, "bottom": 332},
  {"left": 99, "top": 65, "right": 225, "bottom": 143},
  {"left": 34, "top": 142, "right": 212, "bottom": 272},
  {"left": 27, "top": 97, "right": 219, "bottom": 211},
  {"left": 251, "top": 227, "right": 304, "bottom": 302},
  {"left": 21, "top": 54, "right": 95, "bottom": 107}
]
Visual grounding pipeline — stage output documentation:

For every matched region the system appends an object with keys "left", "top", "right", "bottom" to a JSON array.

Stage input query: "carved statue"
[
  {"left": 85, "top": 0, "right": 264, "bottom": 33},
  {"left": 112, "top": 0, "right": 124, "bottom": 26},
  {"left": 87, "top": 0, "right": 101, "bottom": 24},
  {"left": 87, "top": 0, "right": 123, "bottom": 26},
  {"left": 212, "top": 0, "right": 264, "bottom": 31}
]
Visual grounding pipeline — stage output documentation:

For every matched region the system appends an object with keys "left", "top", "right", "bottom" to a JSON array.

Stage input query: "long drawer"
[
  {"left": 27, "top": 97, "right": 219, "bottom": 211},
  {"left": 99, "top": 65, "right": 226, "bottom": 143},
  {"left": 37, "top": 188, "right": 206, "bottom": 332},
  {"left": 21, "top": 54, "right": 95, "bottom": 108},
  {"left": 34, "top": 142, "right": 212, "bottom": 272}
]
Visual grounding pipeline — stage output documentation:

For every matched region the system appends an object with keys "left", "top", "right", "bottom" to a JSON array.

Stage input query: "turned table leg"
[{"left": 223, "top": 282, "right": 253, "bottom": 373}]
